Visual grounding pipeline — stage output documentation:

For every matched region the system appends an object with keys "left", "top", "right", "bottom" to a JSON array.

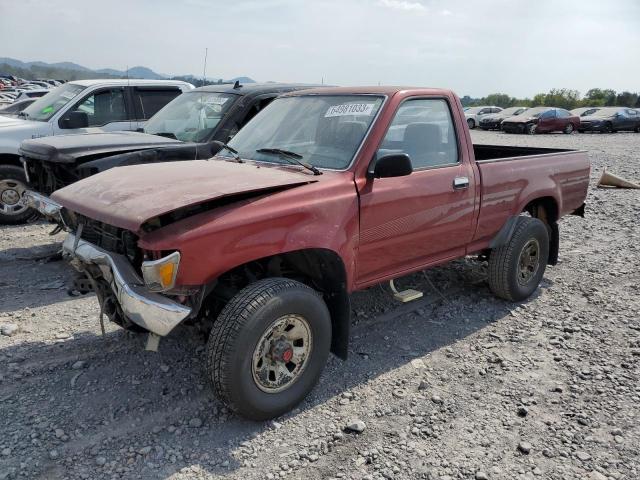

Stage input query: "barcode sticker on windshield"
[
  {"left": 325, "top": 103, "right": 375, "bottom": 118},
  {"left": 204, "top": 97, "right": 228, "bottom": 105}
]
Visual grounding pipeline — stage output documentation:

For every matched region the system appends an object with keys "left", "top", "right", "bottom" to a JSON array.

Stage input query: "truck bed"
[
  {"left": 473, "top": 144, "right": 575, "bottom": 162},
  {"left": 470, "top": 145, "right": 590, "bottom": 251}
]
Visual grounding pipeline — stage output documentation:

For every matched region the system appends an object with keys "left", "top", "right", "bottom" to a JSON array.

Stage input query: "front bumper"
[
  {"left": 578, "top": 122, "right": 604, "bottom": 132},
  {"left": 23, "top": 190, "right": 64, "bottom": 221},
  {"left": 62, "top": 233, "right": 191, "bottom": 336},
  {"left": 479, "top": 120, "right": 501, "bottom": 130},
  {"left": 502, "top": 122, "right": 526, "bottom": 134}
]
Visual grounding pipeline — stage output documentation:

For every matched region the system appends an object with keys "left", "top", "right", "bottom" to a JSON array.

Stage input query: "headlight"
[{"left": 141, "top": 251, "right": 180, "bottom": 292}]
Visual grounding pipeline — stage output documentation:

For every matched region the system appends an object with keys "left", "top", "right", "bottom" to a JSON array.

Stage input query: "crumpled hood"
[
  {"left": 51, "top": 159, "right": 318, "bottom": 232},
  {"left": 503, "top": 115, "right": 535, "bottom": 124},
  {"left": 579, "top": 115, "right": 609, "bottom": 122},
  {"left": 0, "top": 116, "right": 45, "bottom": 129},
  {"left": 20, "top": 131, "right": 182, "bottom": 163},
  {"left": 0, "top": 115, "right": 23, "bottom": 125}
]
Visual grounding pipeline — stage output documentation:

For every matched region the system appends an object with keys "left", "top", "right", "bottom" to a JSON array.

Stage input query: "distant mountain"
[
  {"left": 95, "top": 66, "right": 165, "bottom": 80},
  {"left": 0, "top": 57, "right": 255, "bottom": 83}
]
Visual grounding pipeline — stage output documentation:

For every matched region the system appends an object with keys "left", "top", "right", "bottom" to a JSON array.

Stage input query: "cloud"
[{"left": 377, "top": 0, "right": 427, "bottom": 12}]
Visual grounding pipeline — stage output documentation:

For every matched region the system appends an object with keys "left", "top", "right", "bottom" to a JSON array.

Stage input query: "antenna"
[
  {"left": 197, "top": 48, "right": 208, "bottom": 160},
  {"left": 126, "top": 65, "right": 132, "bottom": 132}
]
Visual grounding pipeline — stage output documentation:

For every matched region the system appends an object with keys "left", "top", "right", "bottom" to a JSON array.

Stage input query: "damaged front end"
[{"left": 61, "top": 231, "right": 193, "bottom": 342}]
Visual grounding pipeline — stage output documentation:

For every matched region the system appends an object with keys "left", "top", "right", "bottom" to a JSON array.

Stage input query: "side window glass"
[
  {"left": 74, "top": 89, "right": 127, "bottom": 127},
  {"left": 378, "top": 98, "right": 458, "bottom": 169},
  {"left": 240, "top": 96, "right": 276, "bottom": 127},
  {"left": 136, "top": 89, "right": 181, "bottom": 119}
]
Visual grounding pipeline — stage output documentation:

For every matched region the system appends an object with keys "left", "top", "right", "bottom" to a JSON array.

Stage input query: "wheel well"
[
  {"left": 201, "top": 249, "right": 351, "bottom": 360},
  {"left": 0, "top": 154, "right": 23, "bottom": 167},
  {"left": 523, "top": 197, "right": 559, "bottom": 265}
]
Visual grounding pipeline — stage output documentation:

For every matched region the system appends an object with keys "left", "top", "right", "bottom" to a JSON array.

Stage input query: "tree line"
[{"left": 461, "top": 88, "right": 640, "bottom": 110}]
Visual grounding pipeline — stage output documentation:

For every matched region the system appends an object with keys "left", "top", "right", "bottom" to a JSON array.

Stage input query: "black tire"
[
  {"left": 467, "top": 118, "right": 475, "bottom": 129},
  {"left": 526, "top": 123, "right": 537, "bottom": 135},
  {"left": 634, "top": 124, "right": 640, "bottom": 133},
  {"left": 563, "top": 123, "right": 574, "bottom": 134},
  {"left": 488, "top": 217, "right": 549, "bottom": 302},
  {"left": 206, "top": 277, "right": 331, "bottom": 420},
  {"left": 604, "top": 122, "right": 613, "bottom": 134},
  {"left": 0, "top": 165, "right": 36, "bottom": 225}
]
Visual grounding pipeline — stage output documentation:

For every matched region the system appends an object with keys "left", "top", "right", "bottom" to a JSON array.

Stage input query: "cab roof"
[
  {"left": 282, "top": 86, "right": 454, "bottom": 97},
  {"left": 68, "top": 79, "right": 194, "bottom": 88},
  {"left": 190, "top": 82, "right": 323, "bottom": 97}
]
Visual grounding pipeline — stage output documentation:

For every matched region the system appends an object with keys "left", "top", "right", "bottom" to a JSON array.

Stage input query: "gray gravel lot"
[{"left": 0, "top": 130, "right": 639, "bottom": 480}]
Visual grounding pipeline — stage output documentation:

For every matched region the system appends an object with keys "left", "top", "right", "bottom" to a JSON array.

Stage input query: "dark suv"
[{"left": 21, "top": 83, "right": 318, "bottom": 203}]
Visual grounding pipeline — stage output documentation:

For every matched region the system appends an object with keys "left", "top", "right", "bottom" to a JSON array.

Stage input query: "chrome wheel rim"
[
  {"left": 518, "top": 239, "right": 540, "bottom": 286},
  {"left": 252, "top": 314, "right": 312, "bottom": 393},
  {"left": 0, "top": 179, "right": 28, "bottom": 216}
]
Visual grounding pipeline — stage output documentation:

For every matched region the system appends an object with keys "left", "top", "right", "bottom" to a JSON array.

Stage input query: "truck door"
[
  {"left": 54, "top": 87, "right": 132, "bottom": 135},
  {"left": 356, "top": 97, "right": 477, "bottom": 284}
]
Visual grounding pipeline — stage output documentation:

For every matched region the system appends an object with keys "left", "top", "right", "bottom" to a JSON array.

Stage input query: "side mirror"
[
  {"left": 60, "top": 110, "right": 88, "bottom": 129},
  {"left": 367, "top": 153, "right": 413, "bottom": 179}
]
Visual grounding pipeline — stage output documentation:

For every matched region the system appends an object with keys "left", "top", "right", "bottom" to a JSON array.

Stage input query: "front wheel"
[
  {"left": 206, "top": 278, "right": 331, "bottom": 420},
  {"left": 467, "top": 118, "right": 476, "bottom": 129},
  {"left": 0, "top": 165, "right": 36, "bottom": 225},
  {"left": 488, "top": 217, "right": 549, "bottom": 302}
]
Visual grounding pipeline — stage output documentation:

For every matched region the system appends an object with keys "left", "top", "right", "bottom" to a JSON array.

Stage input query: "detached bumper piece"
[
  {"left": 23, "top": 190, "right": 63, "bottom": 220},
  {"left": 62, "top": 234, "right": 191, "bottom": 336}
]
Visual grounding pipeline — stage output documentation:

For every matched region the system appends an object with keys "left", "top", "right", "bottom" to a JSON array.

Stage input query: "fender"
[{"left": 489, "top": 215, "right": 559, "bottom": 266}]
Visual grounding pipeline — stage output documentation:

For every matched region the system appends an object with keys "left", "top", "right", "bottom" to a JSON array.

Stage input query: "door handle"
[{"left": 453, "top": 176, "right": 470, "bottom": 190}]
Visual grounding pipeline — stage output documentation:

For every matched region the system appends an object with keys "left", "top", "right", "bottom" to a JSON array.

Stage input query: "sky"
[{"left": 1, "top": 0, "right": 639, "bottom": 98}]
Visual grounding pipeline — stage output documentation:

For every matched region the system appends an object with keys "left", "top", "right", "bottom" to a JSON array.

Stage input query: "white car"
[
  {"left": 464, "top": 106, "right": 503, "bottom": 129},
  {"left": 13, "top": 89, "right": 50, "bottom": 102},
  {"left": 0, "top": 78, "right": 194, "bottom": 224}
]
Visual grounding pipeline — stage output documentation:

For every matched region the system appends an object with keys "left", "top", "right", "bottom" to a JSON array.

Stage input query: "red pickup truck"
[{"left": 49, "top": 87, "right": 590, "bottom": 420}]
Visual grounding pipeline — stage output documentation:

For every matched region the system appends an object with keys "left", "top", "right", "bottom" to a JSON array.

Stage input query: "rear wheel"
[
  {"left": 563, "top": 123, "right": 574, "bottom": 134},
  {"left": 0, "top": 165, "right": 36, "bottom": 225},
  {"left": 467, "top": 118, "right": 476, "bottom": 129},
  {"left": 206, "top": 278, "right": 332, "bottom": 420},
  {"left": 488, "top": 217, "right": 549, "bottom": 302}
]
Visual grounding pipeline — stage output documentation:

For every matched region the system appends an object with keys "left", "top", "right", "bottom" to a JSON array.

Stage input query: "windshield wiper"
[
  {"left": 256, "top": 148, "right": 322, "bottom": 176},
  {"left": 213, "top": 140, "right": 242, "bottom": 162},
  {"left": 154, "top": 132, "right": 178, "bottom": 140}
]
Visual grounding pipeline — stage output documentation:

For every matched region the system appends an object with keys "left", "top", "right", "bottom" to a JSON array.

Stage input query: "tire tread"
[{"left": 205, "top": 277, "right": 314, "bottom": 413}]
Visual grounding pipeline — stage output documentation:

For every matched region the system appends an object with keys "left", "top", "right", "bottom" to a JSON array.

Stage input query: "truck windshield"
[
  {"left": 144, "top": 91, "right": 236, "bottom": 142},
  {"left": 224, "top": 95, "right": 384, "bottom": 170},
  {"left": 20, "top": 83, "right": 86, "bottom": 122}
]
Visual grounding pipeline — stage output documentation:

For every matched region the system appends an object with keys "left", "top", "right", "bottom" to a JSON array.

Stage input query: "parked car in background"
[
  {"left": 502, "top": 107, "right": 580, "bottom": 134},
  {"left": 0, "top": 98, "right": 36, "bottom": 115},
  {"left": 570, "top": 107, "right": 600, "bottom": 117},
  {"left": 478, "top": 106, "right": 528, "bottom": 130},
  {"left": 21, "top": 83, "right": 318, "bottom": 225},
  {"left": 14, "top": 88, "right": 49, "bottom": 102},
  {"left": 464, "top": 106, "right": 502, "bottom": 129},
  {"left": 0, "top": 79, "right": 193, "bottom": 224},
  {"left": 577, "top": 107, "right": 640, "bottom": 133}
]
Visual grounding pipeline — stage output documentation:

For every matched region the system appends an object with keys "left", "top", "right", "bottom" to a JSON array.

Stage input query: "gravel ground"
[{"left": 1, "top": 130, "right": 639, "bottom": 480}]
